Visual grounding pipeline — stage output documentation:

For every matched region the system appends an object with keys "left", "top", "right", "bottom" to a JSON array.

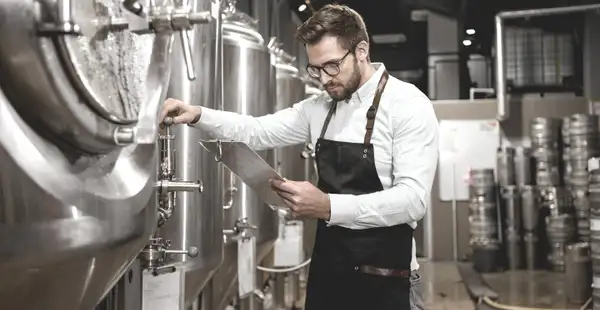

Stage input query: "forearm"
[
  {"left": 191, "top": 104, "right": 309, "bottom": 150},
  {"left": 327, "top": 182, "right": 427, "bottom": 229}
]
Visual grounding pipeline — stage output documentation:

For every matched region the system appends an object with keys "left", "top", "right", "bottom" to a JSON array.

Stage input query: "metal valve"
[
  {"left": 156, "top": 117, "right": 203, "bottom": 226},
  {"left": 223, "top": 217, "right": 258, "bottom": 240},
  {"left": 121, "top": 0, "right": 215, "bottom": 80},
  {"left": 267, "top": 37, "right": 297, "bottom": 64},
  {"left": 122, "top": 0, "right": 144, "bottom": 16},
  {"left": 140, "top": 236, "right": 199, "bottom": 273},
  {"left": 165, "top": 246, "right": 200, "bottom": 257},
  {"left": 37, "top": 0, "right": 81, "bottom": 35}
]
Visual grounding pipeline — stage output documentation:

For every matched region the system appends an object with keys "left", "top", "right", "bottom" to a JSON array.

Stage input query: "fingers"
[
  {"left": 160, "top": 98, "right": 187, "bottom": 124},
  {"left": 270, "top": 179, "right": 298, "bottom": 194},
  {"left": 276, "top": 191, "right": 294, "bottom": 203}
]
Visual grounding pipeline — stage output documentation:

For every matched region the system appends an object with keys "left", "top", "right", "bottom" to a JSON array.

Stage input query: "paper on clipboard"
[{"left": 199, "top": 140, "right": 288, "bottom": 210}]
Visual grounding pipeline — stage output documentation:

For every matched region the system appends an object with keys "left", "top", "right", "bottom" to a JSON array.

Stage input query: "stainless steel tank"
[
  {"left": 0, "top": 0, "right": 187, "bottom": 308},
  {"left": 299, "top": 75, "right": 323, "bottom": 279},
  {"left": 156, "top": 0, "right": 224, "bottom": 307},
  {"left": 204, "top": 3, "right": 279, "bottom": 309},
  {"left": 266, "top": 38, "right": 309, "bottom": 310},
  {"left": 268, "top": 37, "right": 307, "bottom": 182}
]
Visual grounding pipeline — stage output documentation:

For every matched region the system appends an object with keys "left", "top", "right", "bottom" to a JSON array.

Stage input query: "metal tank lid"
[
  {"left": 222, "top": 0, "right": 264, "bottom": 45},
  {"left": 267, "top": 37, "right": 298, "bottom": 72}
]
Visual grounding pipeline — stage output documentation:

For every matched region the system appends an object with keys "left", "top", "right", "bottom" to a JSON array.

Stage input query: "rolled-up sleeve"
[
  {"left": 191, "top": 97, "right": 313, "bottom": 150},
  {"left": 327, "top": 93, "right": 439, "bottom": 229}
]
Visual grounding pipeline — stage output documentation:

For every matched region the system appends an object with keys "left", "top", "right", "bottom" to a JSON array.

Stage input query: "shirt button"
[{"left": 354, "top": 266, "right": 359, "bottom": 271}]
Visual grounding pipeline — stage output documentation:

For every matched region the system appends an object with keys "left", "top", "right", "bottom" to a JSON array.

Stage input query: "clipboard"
[{"left": 199, "top": 140, "right": 288, "bottom": 210}]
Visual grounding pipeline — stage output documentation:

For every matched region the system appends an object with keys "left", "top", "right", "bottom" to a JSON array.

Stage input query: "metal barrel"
[
  {"left": 469, "top": 169, "right": 501, "bottom": 272},
  {"left": 564, "top": 242, "right": 592, "bottom": 304},
  {"left": 546, "top": 214, "right": 577, "bottom": 272},
  {"left": 521, "top": 185, "right": 539, "bottom": 231},
  {"left": 568, "top": 114, "right": 599, "bottom": 150},
  {"left": 497, "top": 147, "right": 516, "bottom": 186},
  {"left": 530, "top": 117, "right": 562, "bottom": 149},
  {"left": 505, "top": 228, "right": 523, "bottom": 270},
  {"left": 572, "top": 184, "right": 591, "bottom": 242},
  {"left": 539, "top": 187, "right": 573, "bottom": 217},
  {"left": 469, "top": 201, "right": 499, "bottom": 245},
  {"left": 524, "top": 232, "right": 539, "bottom": 270},
  {"left": 501, "top": 186, "right": 521, "bottom": 231},
  {"left": 533, "top": 148, "right": 562, "bottom": 186},
  {"left": 514, "top": 147, "right": 533, "bottom": 186}
]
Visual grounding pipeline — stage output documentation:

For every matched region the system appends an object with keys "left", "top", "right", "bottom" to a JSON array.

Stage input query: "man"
[{"left": 161, "top": 4, "right": 438, "bottom": 310}]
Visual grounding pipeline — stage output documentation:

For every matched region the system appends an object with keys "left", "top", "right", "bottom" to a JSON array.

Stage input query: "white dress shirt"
[{"left": 192, "top": 63, "right": 439, "bottom": 271}]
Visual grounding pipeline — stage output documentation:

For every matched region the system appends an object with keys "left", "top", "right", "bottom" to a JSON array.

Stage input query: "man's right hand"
[{"left": 160, "top": 98, "right": 202, "bottom": 125}]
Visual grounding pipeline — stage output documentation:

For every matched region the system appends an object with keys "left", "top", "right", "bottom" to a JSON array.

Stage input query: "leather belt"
[{"left": 359, "top": 265, "right": 411, "bottom": 278}]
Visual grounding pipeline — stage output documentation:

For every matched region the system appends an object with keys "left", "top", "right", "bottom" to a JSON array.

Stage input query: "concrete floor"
[
  {"left": 419, "top": 261, "right": 476, "bottom": 310},
  {"left": 420, "top": 261, "right": 592, "bottom": 310},
  {"left": 295, "top": 260, "right": 592, "bottom": 310},
  {"left": 483, "top": 270, "right": 591, "bottom": 309}
]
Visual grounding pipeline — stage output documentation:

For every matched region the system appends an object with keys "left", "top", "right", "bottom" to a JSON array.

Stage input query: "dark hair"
[{"left": 295, "top": 4, "right": 369, "bottom": 51}]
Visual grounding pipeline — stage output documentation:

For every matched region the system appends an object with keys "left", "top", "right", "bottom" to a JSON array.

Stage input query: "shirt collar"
[{"left": 351, "top": 63, "right": 386, "bottom": 103}]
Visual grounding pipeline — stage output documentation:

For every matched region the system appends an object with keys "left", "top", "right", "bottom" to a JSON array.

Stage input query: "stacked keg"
[
  {"left": 513, "top": 146, "right": 539, "bottom": 270},
  {"left": 563, "top": 116, "right": 572, "bottom": 185},
  {"left": 530, "top": 117, "right": 562, "bottom": 186},
  {"left": 589, "top": 167, "right": 600, "bottom": 308},
  {"left": 498, "top": 147, "right": 523, "bottom": 270},
  {"left": 530, "top": 117, "right": 568, "bottom": 271},
  {"left": 568, "top": 114, "right": 599, "bottom": 242},
  {"left": 521, "top": 185, "right": 540, "bottom": 269},
  {"left": 564, "top": 242, "right": 592, "bottom": 305},
  {"left": 540, "top": 186, "right": 577, "bottom": 271},
  {"left": 469, "top": 168, "right": 501, "bottom": 272}
]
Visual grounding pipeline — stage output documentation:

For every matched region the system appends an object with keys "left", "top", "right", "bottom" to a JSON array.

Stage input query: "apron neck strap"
[{"left": 318, "top": 70, "right": 390, "bottom": 143}]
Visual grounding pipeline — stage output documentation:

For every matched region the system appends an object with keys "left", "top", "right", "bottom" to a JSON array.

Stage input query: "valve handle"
[{"left": 179, "top": 30, "right": 196, "bottom": 80}]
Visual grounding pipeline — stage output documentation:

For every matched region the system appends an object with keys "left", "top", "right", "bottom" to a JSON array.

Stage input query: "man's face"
[{"left": 306, "top": 36, "right": 362, "bottom": 101}]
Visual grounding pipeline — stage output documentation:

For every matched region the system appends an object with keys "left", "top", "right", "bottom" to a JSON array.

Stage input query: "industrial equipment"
[
  {"left": 0, "top": 0, "right": 211, "bottom": 308},
  {"left": 268, "top": 37, "right": 306, "bottom": 182},
  {"left": 134, "top": 0, "right": 226, "bottom": 308},
  {"left": 202, "top": 1, "right": 279, "bottom": 309},
  {"left": 468, "top": 169, "right": 502, "bottom": 272},
  {"left": 264, "top": 37, "right": 309, "bottom": 310}
]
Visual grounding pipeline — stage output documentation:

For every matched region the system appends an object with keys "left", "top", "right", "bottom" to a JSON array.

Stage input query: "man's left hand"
[{"left": 270, "top": 179, "right": 331, "bottom": 220}]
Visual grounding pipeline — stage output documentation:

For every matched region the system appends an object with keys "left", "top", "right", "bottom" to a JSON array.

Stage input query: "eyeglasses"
[{"left": 305, "top": 49, "right": 353, "bottom": 79}]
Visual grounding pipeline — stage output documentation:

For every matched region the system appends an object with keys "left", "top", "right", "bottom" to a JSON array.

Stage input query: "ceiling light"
[
  {"left": 298, "top": 4, "right": 306, "bottom": 12},
  {"left": 463, "top": 39, "right": 472, "bottom": 46},
  {"left": 466, "top": 29, "right": 475, "bottom": 35}
]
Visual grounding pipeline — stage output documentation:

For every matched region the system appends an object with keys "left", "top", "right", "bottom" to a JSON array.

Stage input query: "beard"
[{"left": 325, "top": 60, "right": 362, "bottom": 102}]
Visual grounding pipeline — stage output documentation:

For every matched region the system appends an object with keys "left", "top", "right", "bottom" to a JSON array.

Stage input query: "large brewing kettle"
[
  {"left": 0, "top": 0, "right": 212, "bottom": 309},
  {"left": 268, "top": 37, "right": 307, "bottom": 182},
  {"left": 201, "top": 2, "right": 279, "bottom": 309},
  {"left": 141, "top": 0, "right": 225, "bottom": 307}
]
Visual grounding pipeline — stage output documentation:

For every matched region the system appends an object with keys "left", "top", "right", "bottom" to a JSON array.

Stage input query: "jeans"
[{"left": 410, "top": 271, "right": 425, "bottom": 310}]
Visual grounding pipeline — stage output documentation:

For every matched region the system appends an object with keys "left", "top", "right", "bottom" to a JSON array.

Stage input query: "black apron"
[{"left": 304, "top": 71, "right": 414, "bottom": 310}]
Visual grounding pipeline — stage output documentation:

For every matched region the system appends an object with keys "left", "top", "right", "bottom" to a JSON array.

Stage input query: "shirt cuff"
[
  {"left": 189, "top": 107, "right": 217, "bottom": 129},
  {"left": 326, "top": 193, "right": 358, "bottom": 227}
]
